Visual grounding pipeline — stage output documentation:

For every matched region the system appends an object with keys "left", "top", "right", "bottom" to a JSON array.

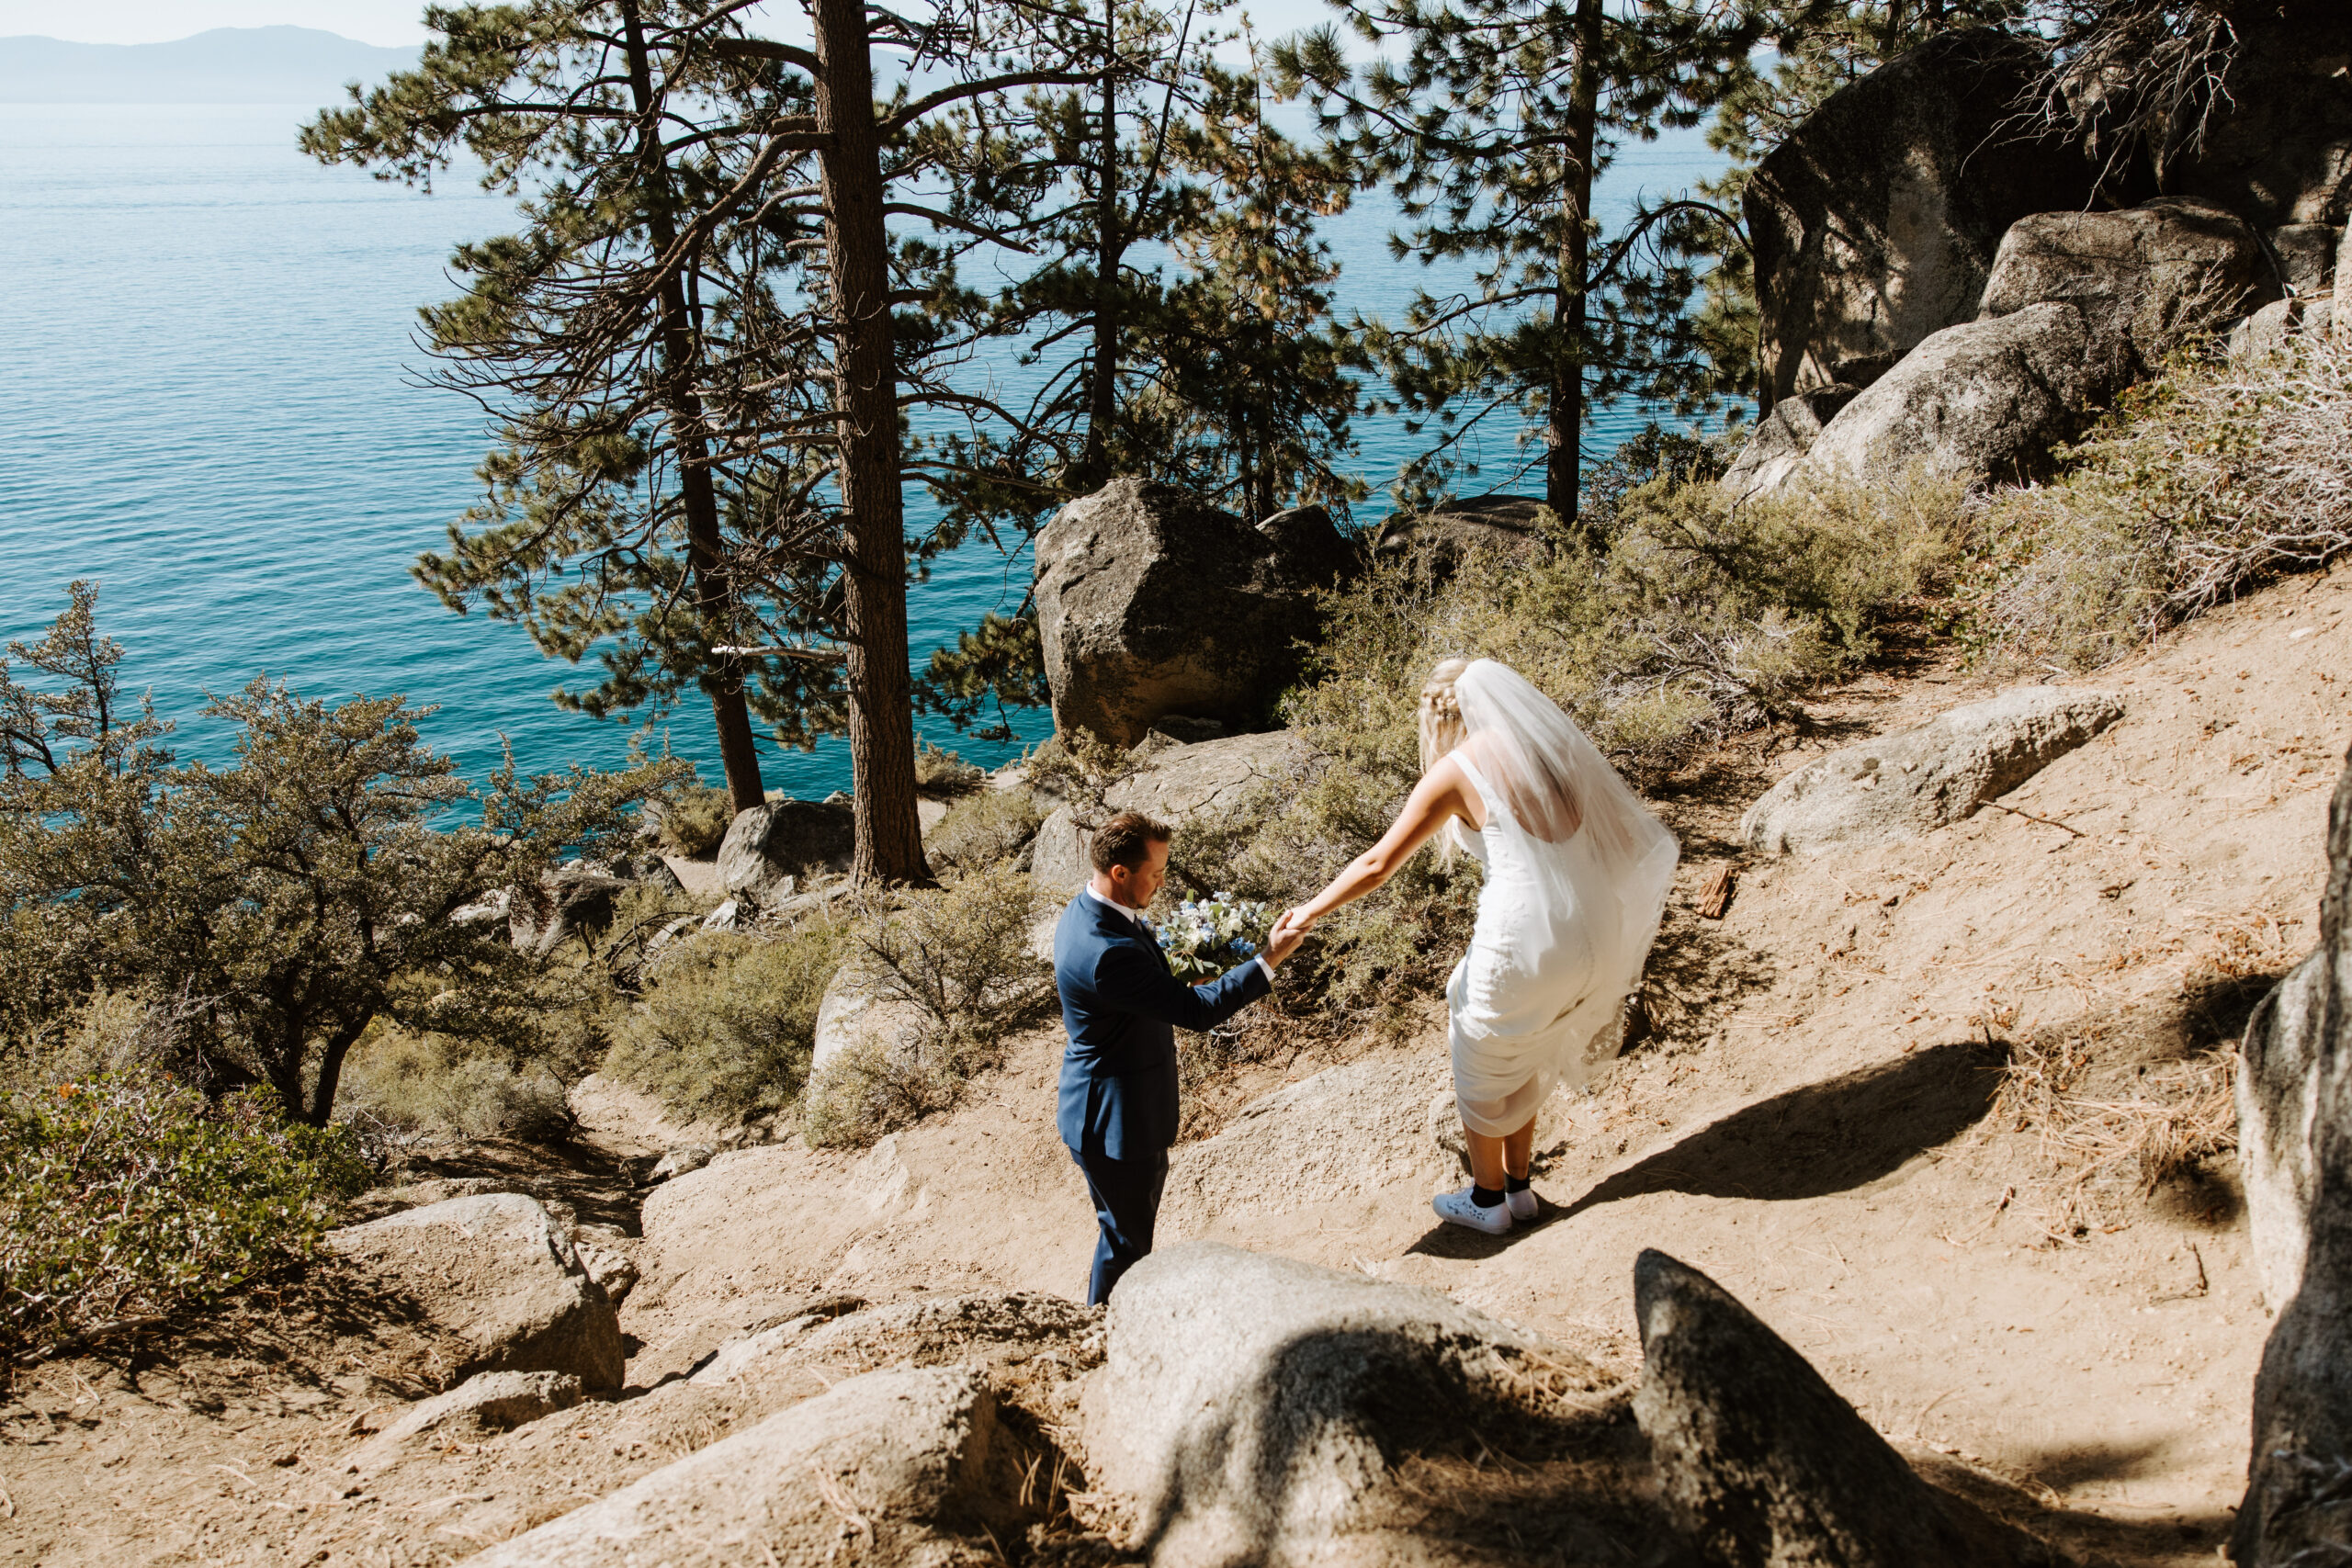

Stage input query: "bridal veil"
[{"left": 1447, "top": 660, "right": 1680, "bottom": 1123}]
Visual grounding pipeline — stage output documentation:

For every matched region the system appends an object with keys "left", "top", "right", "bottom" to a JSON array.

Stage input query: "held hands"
[{"left": 1259, "top": 906, "right": 1315, "bottom": 969}]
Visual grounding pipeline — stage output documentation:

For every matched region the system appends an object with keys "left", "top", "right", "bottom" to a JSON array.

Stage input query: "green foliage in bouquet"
[{"left": 1147, "top": 893, "right": 1276, "bottom": 982}]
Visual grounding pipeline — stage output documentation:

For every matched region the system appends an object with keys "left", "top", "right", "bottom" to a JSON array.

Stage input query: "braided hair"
[{"left": 1419, "top": 657, "right": 1472, "bottom": 774}]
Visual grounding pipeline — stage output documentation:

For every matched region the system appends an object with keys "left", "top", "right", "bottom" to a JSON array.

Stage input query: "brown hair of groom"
[{"left": 1090, "top": 811, "right": 1171, "bottom": 874}]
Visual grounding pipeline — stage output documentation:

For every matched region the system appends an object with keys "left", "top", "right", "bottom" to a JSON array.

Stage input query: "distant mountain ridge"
[{"left": 0, "top": 26, "right": 414, "bottom": 104}]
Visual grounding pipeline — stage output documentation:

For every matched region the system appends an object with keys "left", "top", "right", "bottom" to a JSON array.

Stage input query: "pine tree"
[{"left": 1275, "top": 0, "right": 1764, "bottom": 523}]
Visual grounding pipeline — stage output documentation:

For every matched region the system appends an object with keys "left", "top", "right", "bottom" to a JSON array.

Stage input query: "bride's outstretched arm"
[{"left": 1275, "top": 754, "right": 1478, "bottom": 937}]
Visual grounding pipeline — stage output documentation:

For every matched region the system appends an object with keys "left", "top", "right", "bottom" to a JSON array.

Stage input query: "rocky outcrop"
[
  {"left": 345, "top": 1371, "right": 582, "bottom": 1473},
  {"left": 1742, "top": 686, "right": 2124, "bottom": 856},
  {"left": 715, "top": 797, "right": 852, "bottom": 907},
  {"left": 1082, "top": 1241, "right": 1615, "bottom": 1564},
  {"left": 507, "top": 864, "right": 633, "bottom": 960},
  {"left": 2268, "top": 222, "right": 2341, "bottom": 297},
  {"left": 1162, "top": 1055, "right": 1442, "bottom": 1230},
  {"left": 2233, "top": 747, "right": 2352, "bottom": 1565},
  {"left": 1031, "top": 728, "right": 1316, "bottom": 895},
  {"left": 1747, "top": 28, "right": 2095, "bottom": 406},
  {"left": 808, "top": 956, "right": 926, "bottom": 1074},
  {"left": 1718, "top": 385, "right": 1860, "bottom": 507},
  {"left": 326, "top": 1194, "right": 625, "bottom": 1391},
  {"left": 1034, "top": 479, "right": 1359, "bottom": 749},
  {"left": 1786, "top": 302, "right": 2134, "bottom": 493},
  {"left": 1369, "top": 493, "right": 1554, "bottom": 571},
  {"left": 465, "top": 1367, "right": 1025, "bottom": 1567},
  {"left": 1634, "top": 1249, "right": 2058, "bottom": 1566},
  {"left": 1977, "top": 198, "right": 2270, "bottom": 370},
  {"left": 2230, "top": 296, "right": 2336, "bottom": 364},
  {"left": 2156, "top": 4, "right": 2352, "bottom": 228}
]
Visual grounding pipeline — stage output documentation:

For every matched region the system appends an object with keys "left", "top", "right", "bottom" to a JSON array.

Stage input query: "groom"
[{"left": 1054, "top": 811, "right": 1302, "bottom": 1305}]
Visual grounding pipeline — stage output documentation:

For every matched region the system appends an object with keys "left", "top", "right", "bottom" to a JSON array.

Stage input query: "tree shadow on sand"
[{"left": 1561, "top": 1039, "right": 2009, "bottom": 1217}]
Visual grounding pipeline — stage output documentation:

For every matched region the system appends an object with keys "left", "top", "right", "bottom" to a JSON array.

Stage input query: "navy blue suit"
[{"left": 1054, "top": 890, "right": 1271, "bottom": 1303}]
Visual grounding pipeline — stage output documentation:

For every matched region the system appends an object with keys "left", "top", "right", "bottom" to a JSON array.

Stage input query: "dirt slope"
[
  {"left": 628, "top": 562, "right": 2348, "bottom": 1564},
  {"left": 5, "top": 561, "right": 2343, "bottom": 1566}
]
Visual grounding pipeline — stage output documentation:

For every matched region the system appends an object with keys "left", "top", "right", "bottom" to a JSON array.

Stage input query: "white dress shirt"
[{"left": 1084, "top": 884, "right": 1277, "bottom": 984}]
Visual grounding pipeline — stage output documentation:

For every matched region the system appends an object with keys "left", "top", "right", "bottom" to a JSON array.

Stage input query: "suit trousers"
[{"left": 1069, "top": 1144, "right": 1169, "bottom": 1306}]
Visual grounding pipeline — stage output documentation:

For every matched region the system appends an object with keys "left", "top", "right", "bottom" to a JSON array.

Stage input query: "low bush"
[
  {"left": 859, "top": 863, "right": 1047, "bottom": 1032},
  {"left": 603, "top": 916, "right": 851, "bottom": 1125},
  {"left": 336, "top": 1025, "right": 578, "bottom": 1143},
  {"left": 802, "top": 867, "right": 1048, "bottom": 1148},
  {"left": 915, "top": 741, "right": 987, "bottom": 798},
  {"left": 653, "top": 783, "right": 736, "bottom": 858},
  {"left": 0, "top": 1071, "right": 370, "bottom": 1359},
  {"left": 1961, "top": 338, "right": 2352, "bottom": 670},
  {"left": 927, "top": 784, "right": 1045, "bottom": 872}
]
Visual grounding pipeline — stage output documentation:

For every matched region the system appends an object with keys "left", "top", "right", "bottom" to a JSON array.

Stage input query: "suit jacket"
[{"left": 1054, "top": 891, "right": 1272, "bottom": 1160}]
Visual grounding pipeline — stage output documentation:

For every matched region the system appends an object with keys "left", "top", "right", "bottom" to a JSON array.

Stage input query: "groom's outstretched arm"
[{"left": 1094, "top": 942, "right": 1272, "bottom": 1034}]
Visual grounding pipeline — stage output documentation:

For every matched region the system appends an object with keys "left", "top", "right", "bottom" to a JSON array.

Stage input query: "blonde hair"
[
  {"left": 1419, "top": 659, "right": 1473, "bottom": 869},
  {"left": 1419, "top": 657, "right": 1472, "bottom": 773}
]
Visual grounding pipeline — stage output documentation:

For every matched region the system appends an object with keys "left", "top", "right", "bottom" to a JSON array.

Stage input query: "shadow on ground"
[{"left": 1561, "top": 1039, "right": 2008, "bottom": 1217}]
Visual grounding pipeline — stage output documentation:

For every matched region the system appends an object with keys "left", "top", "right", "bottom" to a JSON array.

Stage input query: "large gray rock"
[
  {"left": 1977, "top": 198, "right": 2270, "bottom": 371},
  {"left": 1082, "top": 1241, "right": 1613, "bottom": 1564},
  {"left": 1369, "top": 492, "right": 1554, "bottom": 571},
  {"left": 326, "top": 1194, "right": 625, "bottom": 1391},
  {"left": 715, "top": 797, "right": 852, "bottom": 907},
  {"left": 1747, "top": 29, "right": 2095, "bottom": 405},
  {"left": 2161, "top": 5, "right": 2352, "bottom": 228},
  {"left": 466, "top": 1367, "right": 1023, "bottom": 1567},
  {"left": 1634, "top": 1249, "right": 2056, "bottom": 1566},
  {"left": 809, "top": 956, "right": 926, "bottom": 1075},
  {"left": 345, "top": 1371, "right": 582, "bottom": 1473},
  {"left": 1719, "top": 385, "right": 1860, "bottom": 508},
  {"left": 1788, "top": 302, "right": 2134, "bottom": 494},
  {"left": 2229, "top": 297, "right": 2335, "bottom": 364},
  {"left": 1031, "top": 728, "right": 1316, "bottom": 895},
  {"left": 1163, "top": 1056, "right": 1442, "bottom": 1230},
  {"left": 507, "top": 865, "right": 633, "bottom": 961},
  {"left": 1742, "top": 686, "right": 2124, "bottom": 856},
  {"left": 2233, "top": 747, "right": 2352, "bottom": 1565},
  {"left": 1035, "top": 479, "right": 1359, "bottom": 749},
  {"left": 2268, "top": 222, "right": 2342, "bottom": 297}
]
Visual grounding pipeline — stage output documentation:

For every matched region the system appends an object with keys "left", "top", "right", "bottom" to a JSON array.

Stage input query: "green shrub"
[
  {"left": 858, "top": 864, "right": 1047, "bottom": 1032},
  {"left": 0, "top": 1071, "right": 370, "bottom": 1359},
  {"left": 336, "top": 1025, "right": 578, "bottom": 1143},
  {"left": 800, "top": 1034, "right": 977, "bottom": 1149},
  {"left": 802, "top": 868, "right": 1047, "bottom": 1148},
  {"left": 1960, "top": 341, "right": 2352, "bottom": 670},
  {"left": 654, "top": 784, "right": 736, "bottom": 858},
  {"left": 603, "top": 917, "right": 851, "bottom": 1124},
  {"left": 927, "top": 784, "right": 1045, "bottom": 872},
  {"left": 914, "top": 741, "right": 987, "bottom": 798}
]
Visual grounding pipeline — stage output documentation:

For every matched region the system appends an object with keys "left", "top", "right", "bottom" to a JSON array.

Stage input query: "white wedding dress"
[{"left": 1441, "top": 663, "right": 1679, "bottom": 1138}]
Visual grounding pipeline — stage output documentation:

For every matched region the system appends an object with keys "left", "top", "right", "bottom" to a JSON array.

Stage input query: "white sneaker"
[
  {"left": 1507, "top": 1185, "right": 1538, "bottom": 1223},
  {"left": 1431, "top": 1186, "right": 1512, "bottom": 1235}
]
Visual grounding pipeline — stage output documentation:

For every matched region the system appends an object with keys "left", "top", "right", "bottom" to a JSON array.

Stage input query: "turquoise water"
[{"left": 0, "top": 101, "right": 1721, "bottom": 794}]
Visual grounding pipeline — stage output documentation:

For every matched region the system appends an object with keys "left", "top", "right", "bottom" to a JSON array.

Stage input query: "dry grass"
[{"left": 1993, "top": 1032, "right": 2238, "bottom": 1235}]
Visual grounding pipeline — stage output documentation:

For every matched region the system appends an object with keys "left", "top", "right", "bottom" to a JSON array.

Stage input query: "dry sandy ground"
[{"left": 6, "top": 561, "right": 2346, "bottom": 1565}]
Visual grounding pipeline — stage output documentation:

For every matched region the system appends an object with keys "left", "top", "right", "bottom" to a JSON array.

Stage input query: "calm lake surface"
[{"left": 0, "top": 100, "right": 1722, "bottom": 794}]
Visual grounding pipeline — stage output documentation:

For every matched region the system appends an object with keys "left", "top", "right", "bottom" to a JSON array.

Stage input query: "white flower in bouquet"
[{"left": 1147, "top": 890, "right": 1274, "bottom": 981}]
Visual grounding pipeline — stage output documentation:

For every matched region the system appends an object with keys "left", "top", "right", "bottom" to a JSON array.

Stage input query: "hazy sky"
[{"left": 0, "top": 0, "right": 1340, "bottom": 47}]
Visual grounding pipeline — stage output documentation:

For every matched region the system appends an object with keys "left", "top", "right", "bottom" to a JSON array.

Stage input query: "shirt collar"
[{"left": 1083, "top": 883, "right": 1143, "bottom": 928}]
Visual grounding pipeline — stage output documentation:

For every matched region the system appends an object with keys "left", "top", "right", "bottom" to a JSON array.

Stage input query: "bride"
[{"left": 1272, "top": 658, "right": 1679, "bottom": 1235}]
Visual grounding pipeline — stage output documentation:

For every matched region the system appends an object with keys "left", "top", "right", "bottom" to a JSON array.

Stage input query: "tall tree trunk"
[
  {"left": 1080, "top": 6, "right": 1123, "bottom": 491},
  {"left": 1546, "top": 0, "right": 1604, "bottom": 522},
  {"left": 812, "top": 0, "right": 929, "bottom": 885},
  {"left": 619, "top": 3, "right": 765, "bottom": 813}
]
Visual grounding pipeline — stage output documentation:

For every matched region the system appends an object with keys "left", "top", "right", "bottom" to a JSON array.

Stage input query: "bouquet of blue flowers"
[{"left": 1147, "top": 891, "right": 1275, "bottom": 981}]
